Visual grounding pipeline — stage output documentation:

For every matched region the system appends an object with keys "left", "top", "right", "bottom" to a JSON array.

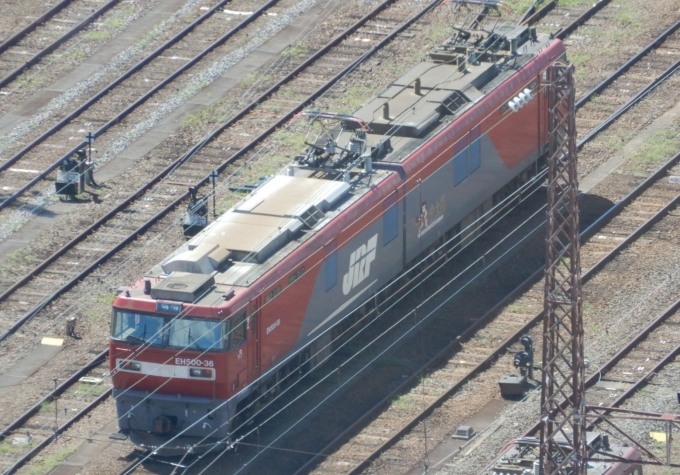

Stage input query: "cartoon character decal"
[{"left": 416, "top": 195, "right": 446, "bottom": 238}]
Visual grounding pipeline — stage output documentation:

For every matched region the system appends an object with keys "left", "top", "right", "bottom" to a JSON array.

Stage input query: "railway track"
[
  {"left": 575, "top": 22, "right": 680, "bottom": 138},
  {"left": 0, "top": 0, "right": 470, "bottom": 472},
  {"left": 0, "top": 351, "right": 109, "bottom": 475},
  {"left": 294, "top": 143, "right": 680, "bottom": 475},
  {"left": 0, "top": 0, "right": 674, "bottom": 339},
  {"left": 529, "top": 296, "right": 680, "bottom": 434},
  {"left": 0, "top": 0, "right": 433, "bottom": 343},
  {"left": 492, "top": 297, "right": 680, "bottom": 473},
  {"left": 1, "top": 0, "right": 678, "bottom": 473},
  {"left": 283, "top": 11, "right": 680, "bottom": 470},
  {"left": 113, "top": 71, "right": 680, "bottom": 475},
  {"left": 0, "top": 0, "right": 299, "bottom": 339},
  {"left": 531, "top": 0, "right": 612, "bottom": 40},
  {"left": 0, "top": 0, "right": 289, "bottom": 213},
  {"left": 0, "top": 0, "right": 123, "bottom": 90}
]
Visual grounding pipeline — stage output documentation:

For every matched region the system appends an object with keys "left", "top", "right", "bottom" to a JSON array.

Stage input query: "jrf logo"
[{"left": 342, "top": 234, "right": 378, "bottom": 295}]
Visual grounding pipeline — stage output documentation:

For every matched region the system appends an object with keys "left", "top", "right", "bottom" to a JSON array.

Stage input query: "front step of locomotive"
[{"left": 115, "top": 388, "right": 231, "bottom": 456}]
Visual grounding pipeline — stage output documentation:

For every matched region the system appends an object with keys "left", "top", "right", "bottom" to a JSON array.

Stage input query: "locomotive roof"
[
  {"left": 143, "top": 169, "right": 393, "bottom": 306},
  {"left": 344, "top": 24, "right": 550, "bottom": 164},
  {"left": 130, "top": 24, "right": 556, "bottom": 308}
]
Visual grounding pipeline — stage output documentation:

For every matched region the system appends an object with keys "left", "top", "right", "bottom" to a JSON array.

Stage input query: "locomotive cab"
[{"left": 110, "top": 301, "right": 245, "bottom": 454}]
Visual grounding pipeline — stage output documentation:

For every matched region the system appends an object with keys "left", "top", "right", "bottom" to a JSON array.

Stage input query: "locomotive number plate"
[{"left": 175, "top": 357, "right": 214, "bottom": 367}]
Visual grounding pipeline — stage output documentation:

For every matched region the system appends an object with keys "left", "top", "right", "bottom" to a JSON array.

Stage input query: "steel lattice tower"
[{"left": 539, "top": 63, "right": 587, "bottom": 475}]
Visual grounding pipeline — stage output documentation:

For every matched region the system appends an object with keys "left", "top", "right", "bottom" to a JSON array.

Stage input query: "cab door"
[
  {"left": 227, "top": 310, "right": 249, "bottom": 394},
  {"left": 249, "top": 297, "right": 262, "bottom": 381}
]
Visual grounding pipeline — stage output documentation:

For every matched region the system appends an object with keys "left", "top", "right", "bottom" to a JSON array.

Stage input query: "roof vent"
[
  {"left": 298, "top": 205, "right": 325, "bottom": 229},
  {"left": 151, "top": 272, "right": 215, "bottom": 303},
  {"left": 161, "top": 243, "right": 231, "bottom": 274}
]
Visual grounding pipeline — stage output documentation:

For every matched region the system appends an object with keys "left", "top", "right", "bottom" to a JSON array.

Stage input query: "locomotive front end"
[{"left": 110, "top": 272, "right": 248, "bottom": 455}]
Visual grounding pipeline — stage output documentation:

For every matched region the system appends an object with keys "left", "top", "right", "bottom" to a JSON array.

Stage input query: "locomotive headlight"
[
  {"left": 189, "top": 368, "right": 214, "bottom": 379},
  {"left": 118, "top": 360, "right": 141, "bottom": 371}
]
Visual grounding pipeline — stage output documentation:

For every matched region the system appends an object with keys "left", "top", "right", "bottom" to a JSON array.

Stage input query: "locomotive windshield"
[{"left": 112, "top": 310, "right": 226, "bottom": 351}]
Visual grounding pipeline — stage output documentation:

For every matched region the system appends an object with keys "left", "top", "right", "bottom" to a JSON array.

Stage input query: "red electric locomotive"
[{"left": 110, "top": 23, "right": 566, "bottom": 453}]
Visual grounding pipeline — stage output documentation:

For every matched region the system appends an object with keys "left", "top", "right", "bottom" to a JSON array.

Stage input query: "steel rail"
[
  {"left": 0, "top": 0, "right": 274, "bottom": 207},
  {"left": 2, "top": 388, "right": 112, "bottom": 475},
  {"left": 293, "top": 266, "right": 546, "bottom": 475},
  {"left": 0, "top": 0, "right": 123, "bottom": 89},
  {"left": 0, "top": 0, "right": 403, "bottom": 341},
  {"left": 0, "top": 1, "right": 458, "bottom": 471},
  {"left": 0, "top": 0, "right": 673, "bottom": 312},
  {"left": 293, "top": 150, "right": 680, "bottom": 475},
  {"left": 578, "top": 58, "right": 680, "bottom": 148},
  {"left": 0, "top": 0, "right": 73, "bottom": 55},
  {"left": 521, "top": 0, "right": 555, "bottom": 26},
  {"left": 554, "top": 0, "right": 612, "bottom": 40},
  {"left": 575, "top": 18, "right": 680, "bottom": 109},
  {"left": 0, "top": 193, "right": 187, "bottom": 342},
  {"left": 0, "top": 349, "right": 107, "bottom": 439},
  {"left": 580, "top": 151, "right": 680, "bottom": 241},
  {"left": 138, "top": 9, "right": 680, "bottom": 471},
  {"left": 518, "top": 0, "right": 543, "bottom": 24},
  {"left": 2, "top": 2, "right": 676, "bottom": 468},
  {"left": 522, "top": 296, "right": 680, "bottom": 439}
]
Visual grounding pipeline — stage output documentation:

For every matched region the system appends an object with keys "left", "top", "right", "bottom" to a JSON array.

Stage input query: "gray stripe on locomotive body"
[{"left": 296, "top": 133, "right": 536, "bottom": 344}]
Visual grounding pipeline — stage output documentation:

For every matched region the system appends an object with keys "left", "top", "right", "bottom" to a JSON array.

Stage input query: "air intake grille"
[{"left": 299, "top": 205, "right": 325, "bottom": 229}]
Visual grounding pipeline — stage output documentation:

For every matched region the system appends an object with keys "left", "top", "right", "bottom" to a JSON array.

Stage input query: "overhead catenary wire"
[
  {"left": 183, "top": 201, "right": 552, "bottom": 475},
  {"left": 4, "top": 0, "right": 535, "bottom": 367},
  {"left": 1, "top": 69, "right": 552, "bottom": 452},
  {"left": 117, "top": 169, "right": 550, "bottom": 473},
  {"left": 155, "top": 54, "right": 680, "bottom": 475},
  {"left": 86, "top": 111, "right": 548, "bottom": 468},
  {"left": 1, "top": 0, "right": 548, "bottom": 364},
  {"left": 58, "top": 69, "right": 556, "bottom": 462},
  {"left": 2, "top": 4, "right": 568, "bottom": 472},
  {"left": 107, "top": 75, "right": 554, "bottom": 407}
]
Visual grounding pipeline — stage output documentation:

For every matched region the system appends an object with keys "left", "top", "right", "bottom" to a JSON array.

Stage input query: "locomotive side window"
[
  {"left": 230, "top": 311, "right": 247, "bottom": 349},
  {"left": 454, "top": 150, "right": 468, "bottom": 185},
  {"left": 288, "top": 267, "right": 305, "bottom": 285},
  {"left": 265, "top": 285, "right": 282, "bottom": 304},
  {"left": 469, "top": 126, "right": 481, "bottom": 173},
  {"left": 325, "top": 252, "right": 337, "bottom": 291},
  {"left": 453, "top": 135, "right": 468, "bottom": 186}
]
